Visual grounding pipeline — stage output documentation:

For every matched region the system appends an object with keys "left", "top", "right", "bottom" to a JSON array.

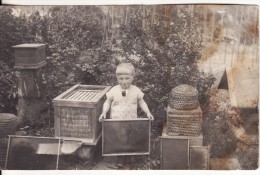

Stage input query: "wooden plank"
[
  {"left": 93, "top": 86, "right": 111, "bottom": 103},
  {"left": 77, "top": 91, "right": 89, "bottom": 100},
  {"left": 92, "top": 108, "right": 97, "bottom": 144},
  {"left": 53, "top": 84, "right": 79, "bottom": 101},
  {"left": 77, "top": 85, "right": 110, "bottom": 91},
  {"left": 81, "top": 91, "right": 94, "bottom": 101},
  {"left": 95, "top": 102, "right": 103, "bottom": 141},
  {"left": 226, "top": 67, "right": 259, "bottom": 108},
  {"left": 160, "top": 137, "right": 189, "bottom": 169},
  {"left": 190, "top": 146, "right": 210, "bottom": 170},
  {"left": 226, "top": 67, "right": 237, "bottom": 107},
  {"left": 63, "top": 91, "right": 77, "bottom": 100},
  {"left": 85, "top": 92, "right": 95, "bottom": 101},
  {"left": 70, "top": 91, "right": 83, "bottom": 100},
  {"left": 75, "top": 91, "right": 86, "bottom": 100},
  {"left": 54, "top": 106, "right": 61, "bottom": 137},
  {"left": 60, "top": 137, "right": 97, "bottom": 145},
  {"left": 91, "top": 92, "right": 102, "bottom": 102},
  {"left": 81, "top": 89, "right": 100, "bottom": 92},
  {"left": 88, "top": 92, "right": 97, "bottom": 101},
  {"left": 92, "top": 92, "right": 103, "bottom": 102},
  {"left": 102, "top": 152, "right": 150, "bottom": 156},
  {"left": 4, "top": 136, "right": 11, "bottom": 169},
  {"left": 89, "top": 93, "right": 97, "bottom": 102},
  {"left": 52, "top": 100, "right": 96, "bottom": 108}
]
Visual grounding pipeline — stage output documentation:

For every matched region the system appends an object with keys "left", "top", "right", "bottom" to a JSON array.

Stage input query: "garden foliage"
[{"left": 0, "top": 6, "right": 215, "bottom": 124}]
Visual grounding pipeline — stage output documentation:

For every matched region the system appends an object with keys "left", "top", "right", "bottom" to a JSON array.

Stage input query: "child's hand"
[
  {"left": 147, "top": 113, "right": 154, "bottom": 121},
  {"left": 99, "top": 113, "right": 106, "bottom": 122}
]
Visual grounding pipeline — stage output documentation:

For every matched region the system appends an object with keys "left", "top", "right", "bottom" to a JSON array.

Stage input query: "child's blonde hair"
[{"left": 116, "top": 63, "right": 135, "bottom": 77}]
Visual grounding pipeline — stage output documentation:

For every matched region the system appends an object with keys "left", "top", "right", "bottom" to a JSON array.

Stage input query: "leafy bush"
[
  {"left": 0, "top": 7, "right": 28, "bottom": 113},
  {"left": 0, "top": 61, "right": 18, "bottom": 113},
  {"left": 86, "top": 6, "right": 215, "bottom": 115},
  {"left": 40, "top": 6, "right": 106, "bottom": 102},
  {"left": 0, "top": 6, "right": 215, "bottom": 125}
]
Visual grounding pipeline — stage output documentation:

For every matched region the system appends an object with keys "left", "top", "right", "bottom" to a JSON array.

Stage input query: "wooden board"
[
  {"left": 53, "top": 84, "right": 111, "bottom": 107},
  {"left": 160, "top": 137, "right": 189, "bottom": 169},
  {"left": 190, "top": 146, "right": 209, "bottom": 170},
  {"left": 102, "top": 118, "right": 150, "bottom": 156},
  {"left": 6, "top": 136, "right": 60, "bottom": 170},
  {"left": 226, "top": 67, "right": 259, "bottom": 108}
]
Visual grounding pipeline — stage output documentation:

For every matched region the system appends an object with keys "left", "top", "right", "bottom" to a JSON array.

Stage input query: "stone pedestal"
[{"left": 13, "top": 44, "right": 47, "bottom": 125}]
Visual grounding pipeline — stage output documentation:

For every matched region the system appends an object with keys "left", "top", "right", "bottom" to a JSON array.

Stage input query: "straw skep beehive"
[
  {"left": 169, "top": 84, "right": 199, "bottom": 110},
  {"left": 166, "top": 85, "right": 202, "bottom": 136},
  {"left": 0, "top": 113, "right": 19, "bottom": 138}
]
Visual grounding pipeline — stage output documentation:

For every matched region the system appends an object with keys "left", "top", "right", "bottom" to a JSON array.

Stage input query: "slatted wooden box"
[
  {"left": 13, "top": 44, "right": 47, "bottom": 69},
  {"left": 53, "top": 84, "right": 111, "bottom": 145}
]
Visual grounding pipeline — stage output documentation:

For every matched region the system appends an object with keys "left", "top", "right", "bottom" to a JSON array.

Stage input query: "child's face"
[{"left": 117, "top": 74, "right": 133, "bottom": 90}]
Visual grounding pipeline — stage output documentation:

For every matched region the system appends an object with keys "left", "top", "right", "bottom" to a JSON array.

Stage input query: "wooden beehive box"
[
  {"left": 13, "top": 44, "right": 46, "bottom": 69},
  {"left": 53, "top": 84, "right": 111, "bottom": 145}
]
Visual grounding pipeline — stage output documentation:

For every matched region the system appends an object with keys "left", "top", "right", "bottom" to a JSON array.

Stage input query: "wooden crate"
[
  {"left": 13, "top": 44, "right": 47, "bottom": 69},
  {"left": 53, "top": 84, "right": 111, "bottom": 145},
  {"left": 102, "top": 118, "right": 151, "bottom": 156}
]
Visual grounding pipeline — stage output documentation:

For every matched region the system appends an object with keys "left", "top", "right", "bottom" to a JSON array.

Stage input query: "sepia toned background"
[{"left": 0, "top": 4, "right": 258, "bottom": 170}]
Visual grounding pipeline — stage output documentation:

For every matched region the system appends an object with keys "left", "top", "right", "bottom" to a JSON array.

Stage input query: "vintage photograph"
[{"left": 0, "top": 4, "right": 259, "bottom": 170}]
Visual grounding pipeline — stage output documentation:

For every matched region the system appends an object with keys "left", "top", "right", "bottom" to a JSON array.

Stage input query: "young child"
[
  {"left": 99, "top": 63, "right": 154, "bottom": 120},
  {"left": 99, "top": 63, "right": 153, "bottom": 168}
]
